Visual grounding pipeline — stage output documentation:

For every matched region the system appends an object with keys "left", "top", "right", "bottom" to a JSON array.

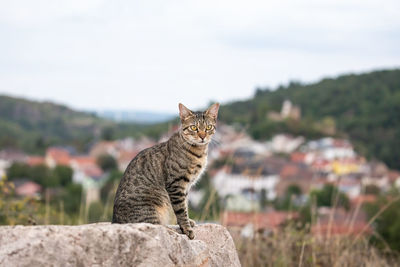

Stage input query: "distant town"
[{"left": 1, "top": 108, "right": 399, "bottom": 238}]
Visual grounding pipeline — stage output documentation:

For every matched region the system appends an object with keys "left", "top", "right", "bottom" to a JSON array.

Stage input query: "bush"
[{"left": 96, "top": 154, "right": 117, "bottom": 171}]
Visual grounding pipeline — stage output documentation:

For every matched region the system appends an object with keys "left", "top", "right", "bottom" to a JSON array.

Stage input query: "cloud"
[{"left": 0, "top": 0, "right": 399, "bottom": 112}]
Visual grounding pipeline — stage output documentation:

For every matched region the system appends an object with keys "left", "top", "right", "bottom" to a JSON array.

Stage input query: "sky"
[{"left": 0, "top": 0, "right": 399, "bottom": 113}]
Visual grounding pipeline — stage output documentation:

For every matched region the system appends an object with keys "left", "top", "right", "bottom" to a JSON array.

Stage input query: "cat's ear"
[
  {"left": 206, "top": 103, "right": 220, "bottom": 119},
  {"left": 179, "top": 103, "right": 193, "bottom": 121}
]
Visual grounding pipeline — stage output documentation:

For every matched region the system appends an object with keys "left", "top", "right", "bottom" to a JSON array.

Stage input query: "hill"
[
  {"left": 219, "top": 69, "right": 400, "bottom": 169},
  {"left": 0, "top": 95, "right": 166, "bottom": 154},
  {"left": 0, "top": 95, "right": 111, "bottom": 153},
  {"left": 1, "top": 69, "right": 399, "bottom": 169}
]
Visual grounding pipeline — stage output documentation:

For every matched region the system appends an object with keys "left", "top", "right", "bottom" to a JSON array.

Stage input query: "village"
[{"left": 1, "top": 115, "right": 399, "bottom": 239}]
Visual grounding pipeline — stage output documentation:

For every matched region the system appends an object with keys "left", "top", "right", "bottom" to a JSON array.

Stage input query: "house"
[
  {"left": 275, "top": 162, "right": 314, "bottom": 197},
  {"left": 221, "top": 210, "right": 298, "bottom": 234},
  {"left": 70, "top": 156, "right": 104, "bottom": 184},
  {"left": 337, "top": 177, "right": 362, "bottom": 198},
  {"left": 211, "top": 125, "right": 271, "bottom": 160},
  {"left": 117, "top": 150, "right": 138, "bottom": 172},
  {"left": 45, "top": 147, "right": 71, "bottom": 168},
  {"left": 312, "top": 207, "right": 371, "bottom": 236},
  {"left": 70, "top": 156, "right": 105, "bottom": 205},
  {"left": 331, "top": 158, "right": 362, "bottom": 175},
  {"left": 268, "top": 100, "right": 301, "bottom": 121},
  {"left": 12, "top": 179, "right": 42, "bottom": 197},
  {"left": 89, "top": 141, "right": 119, "bottom": 158},
  {"left": 270, "top": 134, "right": 305, "bottom": 154},
  {"left": 212, "top": 167, "right": 279, "bottom": 201},
  {"left": 351, "top": 194, "right": 377, "bottom": 207},
  {"left": 225, "top": 194, "right": 261, "bottom": 212},
  {"left": 27, "top": 156, "right": 45, "bottom": 166},
  {"left": 0, "top": 149, "right": 27, "bottom": 180}
]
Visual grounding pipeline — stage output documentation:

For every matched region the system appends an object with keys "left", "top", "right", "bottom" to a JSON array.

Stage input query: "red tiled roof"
[
  {"left": 71, "top": 156, "right": 96, "bottom": 165},
  {"left": 291, "top": 152, "right": 306, "bottom": 162},
  {"left": 15, "top": 181, "right": 42, "bottom": 197},
  {"left": 70, "top": 156, "right": 103, "bottom": 178},
  {"left": 312, "top": 222, "right": 371, "bottom": 236},
  {"left": 222, "top": 211, "right": 298, "bottom": 231},
  {"left": 280, "top": 165, "right": 299, "bottom": 178},
  {"left": 118, "top": 150, "right": 138, "bottom": 161},
  {"left": 27, "top": 156, "right": 45, "bottom": 166},
  {"left": 46, "top": 148, "right": 70, "bottom": 165},
  {"left": 351, "top": 195, "right": 377, "bottom": 206}
]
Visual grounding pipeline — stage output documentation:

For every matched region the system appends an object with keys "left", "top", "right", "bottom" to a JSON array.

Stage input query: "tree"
[
  {"left": 101, "top": 127, "right": 115, "bottom": 141},
  {"left": 97, "top": 154, "right": 117, "bottom": 172},
  {"left": 274, "top": 184, "right": 302, "bottom": 211},
  {"left": 53, "top": 165, "right": 73, "bottom": 187},
  {"left": 62, "top": 183, "right": 83, "bottom": 214},
  {"left": 364, "top": 189, "right": 400, "bottom": 251},
  {"left": 310, "top": 184, "right": 350, "bottom": 211},
  {"left": 6, "top": 162, "right": 30, "bottom": 180}
]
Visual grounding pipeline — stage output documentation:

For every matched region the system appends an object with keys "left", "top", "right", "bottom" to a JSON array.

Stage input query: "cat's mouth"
[{"left": 196, "top": 139, "right": 209, "bottom": 145}]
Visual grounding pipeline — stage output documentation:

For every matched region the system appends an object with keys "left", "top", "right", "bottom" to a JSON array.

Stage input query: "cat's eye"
[
  {"left": 206, "top": 125, "right": 213, "bottom": 130},
  {"left": 190, "top": 125, "right": 198, "bottom": 131}
]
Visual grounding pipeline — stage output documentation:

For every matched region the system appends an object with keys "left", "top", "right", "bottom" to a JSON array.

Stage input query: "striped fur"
[{"left": 112, "top": 103, "right": 219, "bottom": 239}]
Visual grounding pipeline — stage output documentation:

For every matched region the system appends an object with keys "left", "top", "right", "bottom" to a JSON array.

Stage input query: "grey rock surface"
[{"left": 0, "top": 223, "right": 240, "bottom": 267}]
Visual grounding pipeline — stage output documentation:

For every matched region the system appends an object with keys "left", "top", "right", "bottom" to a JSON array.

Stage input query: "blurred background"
[{"left": 1, "top": 0, "right": 400, "bottom": 265}]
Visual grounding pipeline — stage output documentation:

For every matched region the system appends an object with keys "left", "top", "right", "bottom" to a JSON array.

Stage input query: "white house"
[{"left": 212, "top": 169, "right": 279, "bottom": 201}]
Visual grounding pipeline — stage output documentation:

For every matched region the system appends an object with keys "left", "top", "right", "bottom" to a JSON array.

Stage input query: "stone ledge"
[{"left": 0, "top": 223, "right": 240, "bottom": 267}]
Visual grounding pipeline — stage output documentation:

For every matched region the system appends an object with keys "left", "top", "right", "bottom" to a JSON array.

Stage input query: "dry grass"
[{"left": 231, "top": 226, "right": 399, "bottom": 267}]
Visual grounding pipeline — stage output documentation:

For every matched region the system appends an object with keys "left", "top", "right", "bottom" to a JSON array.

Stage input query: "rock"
[{"left": 0, "top": 223, "right": 240, "bottom": 267}]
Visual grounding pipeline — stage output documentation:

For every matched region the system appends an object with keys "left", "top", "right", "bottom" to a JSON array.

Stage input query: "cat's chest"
[{"left": 187, "top": 156, "right": 207, "bottom": 183}]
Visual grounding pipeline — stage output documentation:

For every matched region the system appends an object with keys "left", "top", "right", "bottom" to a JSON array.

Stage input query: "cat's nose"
[{"left": 198, "top": 131, "right": 206, "bottom": 140}]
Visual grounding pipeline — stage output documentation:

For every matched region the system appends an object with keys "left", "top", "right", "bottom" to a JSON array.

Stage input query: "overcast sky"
[{"left": 0, "top": 0, "right": 399, "bottom": 113}]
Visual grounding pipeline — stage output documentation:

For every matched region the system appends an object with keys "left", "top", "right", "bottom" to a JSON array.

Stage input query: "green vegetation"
[
  {"left": 365, "top": 189, "right": 400, "bottom": 251},
  {"left": 7, "top": 163, "right": 73, "bottom": 188},
  {"left": 0, "top": 95, "right": 170, "bottom": 154},
  {"left": 310, "top": 184, "right": 350, "bottom": 211},
  {"left": 96, "top": 154, "right": 118, "bottom": 172},
  {"left": 2, "top": 69, "right": 399, "bottom": 169},
  {"left": 274, "top": 184, "right": 302, "bottom": 211},
  {"left": 219, "top": 69, "right": 400, "bottom": 170}
]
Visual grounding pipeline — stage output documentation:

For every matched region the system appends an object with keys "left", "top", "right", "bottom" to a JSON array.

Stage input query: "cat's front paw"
[
  {"left": 180, "top": 226, "right": 195, "bottom": 239},
  {"left": 189, "top": 219, "right": 196, "bottom": 227}
]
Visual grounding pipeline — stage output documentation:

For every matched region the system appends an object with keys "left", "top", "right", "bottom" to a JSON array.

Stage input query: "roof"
[
  {"left": 312, "top": 222, "right": 371, "bottom": 236},
  {"left": 13, "top": 180, "right": 42, "bottom": 197},
  {"left": 71, "top": 156, "right": 96, "bottom": 165},
  {"left": 222, "top": 211, "right": 298, "bottom": 231},
  {"left": 46, "top": 147, "right": 71, "bottom": 165},
  {"left": 351, "top": 195, "right": 377, "bottom": 206},
  {"left": 27, "top": 156, "right": 45, "bottom": 166}
]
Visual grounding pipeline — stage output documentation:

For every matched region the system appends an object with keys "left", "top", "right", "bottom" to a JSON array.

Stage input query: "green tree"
[
  {"left": 275, "top": 184, "right": 302, "bottom": 211},
  {"left": 310, "top": 184, "right": 350, "bottom": 211},
  {"left": 101, "top": 127, "right": 115, "bottom": 141},
  {"left": 62, "top": 183, "right": 83, "bottom": 214},
  {"left": 6, "top": 162, "right": 30, "bottom": 180},
  {"left": 53, "top": 165, "right": 73, "bottom": 187},
  {"left": 97, "top": 154, "right": 117, "bottom": 172},
  {"left": 364, "top": 189, "right": 400, "bottom": 251}
]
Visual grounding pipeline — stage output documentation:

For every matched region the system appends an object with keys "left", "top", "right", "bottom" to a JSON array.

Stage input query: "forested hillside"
[
  {"left": 0, "top": 95, "right": 111, "bottom": 153},
  {"left": 1, "top": 69, "right": 399, "bottom": 169},
  {"left": 219, "top": 69, "right": 400, "bottom": 169}
]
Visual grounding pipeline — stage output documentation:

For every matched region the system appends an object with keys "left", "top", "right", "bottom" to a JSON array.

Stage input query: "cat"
[{"left": 112, "top": 102, "right": 219, "bottom": 239}]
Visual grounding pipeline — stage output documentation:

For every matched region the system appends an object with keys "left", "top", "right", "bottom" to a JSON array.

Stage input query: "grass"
[
  {"left": 231, "top": 225, "right": 399, "bottom": 267},
  {"left": 2, "top": 176, "right": 400, "bottom": 266}
]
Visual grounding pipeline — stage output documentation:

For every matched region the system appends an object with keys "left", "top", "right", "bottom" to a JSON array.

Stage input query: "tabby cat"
[{"left": 112, "top": 103, "right": 219, "bottom": 239}]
